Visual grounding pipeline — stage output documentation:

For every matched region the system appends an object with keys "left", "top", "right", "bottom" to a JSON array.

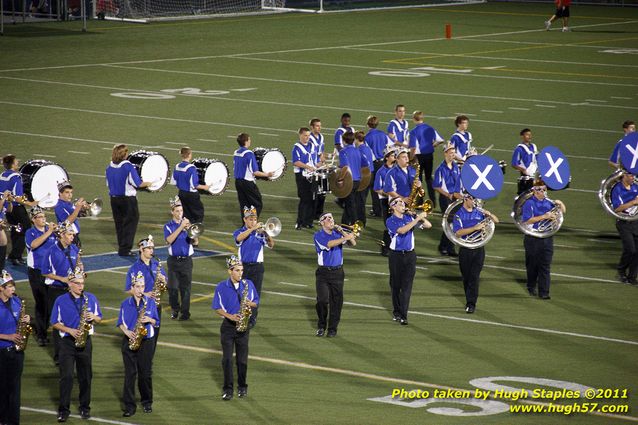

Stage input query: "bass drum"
[
  {"left": 192, "top": 158, "right": 229, "bottom": 196},
  {"left": 253, "top": 147, "right": 286, "bottom": 181},
  {"left": 19, "top": 160, "right": 69, "bottom": 208},
  {"left": 127, "top": 150, "right": 170, "bottom": 192}
]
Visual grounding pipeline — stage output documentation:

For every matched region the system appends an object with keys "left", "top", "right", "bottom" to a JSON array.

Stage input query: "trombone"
[{"left": 335, "top": 221, "right": 386, "bottom": 246}]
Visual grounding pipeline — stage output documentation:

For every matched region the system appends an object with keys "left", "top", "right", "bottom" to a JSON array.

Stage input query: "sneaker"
[
  {"left": 326, "top": 329, "right": 337, "bottom": 338},
  {"left": 465, "top": 304, "right": 475, "bottom": 314},
  {"left": 392, "top": 315, "right": 401, "bottom": 322},
  {"left": 562, "top": 26, "right": 570, "bottom": 32},
  {"left": 539, "top": 294, "right": 551, "bottom": 300},
  {"left": 544, "top": 20, "right": 551, "bottom": 30},
  {"left": 400, "top": 319, "right": 408, "bottom": 326},
  {"left": 316, "top": 328, "right": 325, "bottom": 337},
  {"left": 527, "top": 288, "right": 537, "bottom": 296},
  {"left": 238, "top": 388, "right": 247, "bottom": 398},
  {"left": 80, "top": 409, "right": 90, "bottom": 419},
  {"left": 170, "top": 310, "right": 179, "bottom": 320},
  {"left": 222, "top": 391, "right": 233, "bottom": 401}
]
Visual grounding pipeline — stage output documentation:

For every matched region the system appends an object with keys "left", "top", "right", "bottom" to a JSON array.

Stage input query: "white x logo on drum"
[
  {"left": 469, "top": 164, "right": 495, "bottom": 191},
  {"left": 543, "top": 153, "right": 564, "bottom": 184}
]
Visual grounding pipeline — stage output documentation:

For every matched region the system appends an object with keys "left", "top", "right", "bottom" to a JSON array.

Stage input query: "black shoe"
[
  {"left": 178, "top": 315, "right": 190, "bottom": 321},
  {"left": 527, "top": 288, "right": 537, "bottom": 297},
  {"left": 171, "top": 310, "right": 179, "bottom": 320},
  {"left": 316, "top": 328, "right": 325, "bottom": 337},
  {"left": 447, "top": 250, "right": 459, "bottom": 258},
  {"left": 143, "top": 405, "right": 152, "bottom": 413},
  {"left": 222, "top": 391, "right": 233, "bottom": 401},
  {"left": 57, "top": 412, "right": 69, "bottom": 423},
  {"left": 400, "top": 319, "right": 408, "bottom": 326},
  {"left": 539, "top": 294, "right": 551, "bottom": 300},
  {"left": 327, "top": 329, "right": 337, "bottom": 338},
  {"left": 628, "top": 278, "right": 638, "bottom": 286},
  {"left": 80, "top": 409, "right": 90, "bottom": 420},
  {"left": 303, "top": 224, "right": 314, "bottom": 229},
  {"left": 10, "top": 258, "right": 26, "bottom": 266},
  {"left": 295, "top": 223, "right": 302, "bottom": 230},
  {"left": 438, "top": 250, "right": 448, "bottom": 257},
  {"left": 392, "top": 315, "right": 401, "bottom": 322},
  {"left": 238, "top": 388, "right": 247, "bottom": 398},
  {"left": 248, "top": 321, "right": 255, "bottom": 330},
  {"left": 617, "top": 273, "right": 628, "bottom": 284},
  {"left": 122, "top": 410, "right": 135, "bottom": 417},
  {"left": 119, "top": 251, "right": 137, "bottom": 257},
  {"left": 465, "top": 304, "right": 475, "bottom": 314},
  {"left": 37, "top": 337, "right": 46, "bottom": 347}
]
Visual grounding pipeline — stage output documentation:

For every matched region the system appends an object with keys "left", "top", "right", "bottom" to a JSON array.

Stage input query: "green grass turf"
[{"left": 1, "top": 2, "right": 637, "bottom": 423}]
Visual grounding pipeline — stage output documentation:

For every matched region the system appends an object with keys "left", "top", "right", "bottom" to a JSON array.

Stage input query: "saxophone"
[
  {"left": 406, "top": 161, "right": 425, "bottom": 208},
  {"left": 128, "top": 297, "right": 148, "bottom": 351},
  {"left": 74, "top": 293, "right": 92, "bottom": 348},
  {"left": 236, "top": 280, "right": 252, "bottom": 332},
  {"left": 15, "top": 298, "right": 33, "bottom": 352},
  {"left": 151, "top": 258, "right": 167, "bottom": 304}
]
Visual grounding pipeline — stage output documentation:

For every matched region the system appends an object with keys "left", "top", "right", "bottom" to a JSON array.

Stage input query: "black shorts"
[{"left": 555, "top": 6, "right": 569, "bottom": 18}]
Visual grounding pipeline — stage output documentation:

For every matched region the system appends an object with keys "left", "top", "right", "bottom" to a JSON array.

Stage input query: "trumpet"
[
  {"left": 335, "top": 221, "right": 364, "bottom": 237},
  {"left": 77, "top": 198, "right": 103, "bottom": 218},
  {"left": 0, "top": 220, "right": 22, "bottom": 233},
  {"left": 257, "top": 217, "right": 281, "bottom": 238},
  {"left": 406, "top": 199, "right": 433, "bottom": 230}
]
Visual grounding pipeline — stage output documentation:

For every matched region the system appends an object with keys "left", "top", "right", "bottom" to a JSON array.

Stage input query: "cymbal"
[
  {"left": 357, "top": 167, "right": 372, "bottom": 192},
  {"left": 329, "top": 167, "right": 353, "bottom": 198}
]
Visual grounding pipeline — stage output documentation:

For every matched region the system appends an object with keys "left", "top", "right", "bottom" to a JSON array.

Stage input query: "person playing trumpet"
[
  {"left": 313, "top": 212, "right": 356, "bottom": 337},
  {"left": 233, "top": 206, "right": 274, "bottom": 329},
  {"left": 453, "top": 193, "right": 499, "bottom": 314},
  {"left": 386, "top": 197, "right": 431, "bottom": 325},
  {"left": 55, "top": 181, "right": 87, "bottom": 248},
  {"left": 164, "top": 197, "right": 194, "bottom": 321},
  {"left": 522, "top": 180, "right": 566, "bottom": 299},
  {"left": 611, "top": 170, "right": 638, "bottom": 285}
]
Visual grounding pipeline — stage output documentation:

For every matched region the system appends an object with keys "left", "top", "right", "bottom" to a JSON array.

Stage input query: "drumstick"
[{"left": 480, "top": 144, "right": 494, "bottom": 156}]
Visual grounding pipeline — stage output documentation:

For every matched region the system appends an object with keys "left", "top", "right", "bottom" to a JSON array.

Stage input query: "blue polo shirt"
[
  {"left": 365, "top": 128, "right": 391, "bottom": 160},
  {"left": 612, "top": 182, "right": 638, "bottom": 212},
  {"left": 125, "top": 258, "right": 167, "bottom": 292},
  {"left": 212, "top": 278, "right": 259, "bottom": 315},
  {"left": 172, "top": 161, "right": 199, "bottom": 192},
  {"left": 50, "top": 292, "right": 102, "bottom": 338},
  {"left": 609, "top": 137, "right": 626, "bottom": 165},
  {"left": 314, "top": 229, "right": 344, "bottom": 266},
  {"left": 452, "top": 206, "right": 486, "bottom": 240},
  {"left": 309, "top": 133, "right": 325, "bottom": 164},
  {"left": 55, "top": 199, "right": 80, "bottom": 234},
  {"left": 233, "top": 226, "right": 268, "bottom": 263},
  {"left": 164, "top": 220, "right": 194, "bottom": 257},
  {"left": 433, "top": 161, "right": 461, "bottom": 195},
  {"left": 339, "top": 144, "right": 368, "bottom": 181},
  {"left": 105, "top": 161, "right": 142, "bottom": 197},
  {"left": 233, "top": 147, "right": 258, "bottom": 181},
  {"left": 40, "top": 242, "right": 80, "bottom": 287},
  {"left": 334, "top": 126, "right": 354, "bottom": 149},
  {"left": 358, "top": 144, "right": 374, "bottom": 171},
  {"left": 409, "top": 123, "right": 443, "bottom": 155},
  {"left": 383, "top": 165, "right": 416, "bottom": 197},
  {"left": 373, "top": 164, "right": 393, "bottom": 199},
  {"left": 117, "top": 296, "right": 160, "bottom": 340},
  {"left": 450, "top": 131, "right": 473, "bottom": 159},
  {"left": 522, "top": 196, "right": 556, "bottom": 230},
  {"left": 511, "top": 143, "right": 538, "bottom": 170},
  {"left": 26, "top": 225, "right": 57, "bottom": 270},
  {"left": 292, "top": 142, "right": 314, "bottom": 174},
  {"left": 0, "top": 295, "right": 22, "bottom": 349},
  {"left": 387, "top": 214, "right": 415, "bottom": 251},
  {"left": 387, "top": 119, "right": 409, "bottom": 144},
  {"left": 0, "top": 170, "right": 24, "bottom": 206}
]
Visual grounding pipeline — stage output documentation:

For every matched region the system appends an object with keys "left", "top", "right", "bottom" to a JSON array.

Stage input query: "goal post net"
[{"left": 263, "top": 0, "right": 485, "bottom": 13}]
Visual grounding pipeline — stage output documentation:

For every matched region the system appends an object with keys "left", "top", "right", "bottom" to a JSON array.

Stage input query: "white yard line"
[
  {"left": 278, "top": 281, "right": 307, "bottom": 287},
  {"left": 20, "top": 407, "right": 138, "bottom": 425}
]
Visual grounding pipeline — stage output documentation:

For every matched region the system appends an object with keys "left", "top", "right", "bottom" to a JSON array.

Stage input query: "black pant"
[
  {"left": 315, "top": 266, "right": 344, "bottom": 332},
  {"left": 314, "top": 193, "right": 326, "bottom": 220},
  {"left": 6, "top": 204, "right": 30, "bottom": 260},
  {"left": 178, "top": 190, "right": 204, "bottom": 224},
  {"left": 47, "top": 285, "right": 68, "bottom": 361},
  {"left": 380, "top": 198, "right": 391, "bottom": 255},
  {"left": 243, "top": 262, "right": 264, "bottom": 326},
  {"left": 459, "top": 247, "right": 485, "bottom": 307},
  {"left": 524, "top": 235, "right": 554, "bottom": 296},
  {"left": 388, "top": 250, "right": 416, "bottom": 320},
  {"left": 28, "top": 267, "right": 48, "bottom": 340},
  {"left": 416, "top": 153, "right": 436, "bottom": 209},
  {"left": 220, "top": 319, "right": 249, "bottom": 393},
  {"left": 58, "top": 336, "right": 92, "bottom": 415},
  {"left": 355, "top": 186, "right": 368, "bottom": 226},
  {"left": 121, "top": 337, "right": 154, "bottom": 412},
  {"left": 370, "top": 160, "right": 383, "bottom": 216},
  {"left": 0, "top": 347, "right": 24, "bottom": 425},
  {"left": 235, "top": 179, "right": 262, "bottom": 223},
  {"left": 438, "top": 195, "right": 456, "bottom": 254},
  {"left": 167, "top": 256, "right": 193, "bottom": 319},
  {"left": 295, "top": 173, "right": 314, "bottom": 227},
  {"left": 616, "top": 220, "right": 638, "bottom": 279},
  {"left": 0, "top": 245, "right": 6, "bottom": 272},
  {"left": 110, "top": 196, "right": 139, "bottom": 255},
  {"left": 340, "top": 180, "right": 360, "bottom": 225}
]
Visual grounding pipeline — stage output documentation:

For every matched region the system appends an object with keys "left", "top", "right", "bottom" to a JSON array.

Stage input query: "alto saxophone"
[
  {"left": 74, "top": 293, "right": 92, "bottom": 348},
  {"left": 15, "top": 298, "right": 33, "bottom": 352},
  {"left": 128, "top": 297, "right": 148, "bottom": 351},
  {"left": 406, "top": 161, "right": 425, "bottom": 208},
  {"left": 151, "top": 258, "right": 167, "bottom": 304},
  {"left": 236, "top": 280, "right": 251, "bottom": 332}
]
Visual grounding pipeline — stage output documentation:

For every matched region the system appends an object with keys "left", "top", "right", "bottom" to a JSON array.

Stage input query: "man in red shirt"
[{"left": 545, "top": 0, "right": 571, "bottom": 32}]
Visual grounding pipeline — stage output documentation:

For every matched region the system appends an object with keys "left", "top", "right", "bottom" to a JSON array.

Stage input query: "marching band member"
[
  {"left": 511, "top": 129, "right": 538, "bottom": 195},
  {"left": 408, "top": 110, "right": 444, "bottom": 208},
  {"left": 25, "top": 206, "right": 57, "bottom": 346},
  {"left": 387, "top": 104, "right": 409, "bottom": 147},
  {"left": 212, "top": 256, "right": 259, "bottom": 400},
  {"left": 292, "top": 127, "right": 316, "bottom": 230},
  {"left": 386, "top": 197, "right": 431, "bottom": 325},
  {"left": 125, "top": 236, "right": 167, "bottom": 338},
  {"left": 172, "top": 146, "right": 210, "bottom": 246},
  {"left": 608, "top": 120, "right": 636, "bottom": 169},
  {"left": 0, "top": 270, "right": 30, "bottom": 425},
  {"left": 334, "top": 112, "right": 354, "bottom": 152},
  {"left": 233, "top": 133, "right": 274, "bottom": 222},
  {"left": 164, "top": 198, "right": 194, "bottom": 321},
  {"left": 374, "top": 147, "right": 397, "bottom": 256},
  {"left": 51, "top": 268, "right": 102, "bottom": 422},
  {"left": 383, "top": 148, "right": 420, "bottom": 205},
  {"left": 233, "top": 206, "right": 274, "bottom": 329},
  {"left": 55, "top": 181, "right": 86, "bottom": 248},
  {"left": 522, "top": 180, "right": 566, "bottom": 298},
  {"left": 434, "top": 143, "right": 462, "bottom": 257},
  {"left": 313, "top": 212, "right": 356, "bottom": 338},
  {"left": 41, "top": 222, "right": 80, "bottom": 364},
  {"left": 611, "top": 171, "right": 638, "bottom": 285},
  {"left": 1, "top": 154, "right": 36, "bottom": 266},
  {"left": 309, "top": 118, "right": 327, "bottom": 219},
  {"left": 118, "top": 272, "right": 160, "bottom": 417},
  {"left": 0, "top": 190, "right": 12, "bottom": 272},
  {"left": 338, "top": 132, "right": 369, "bottom": 225},
  {"left": 355, "top": 130, "right": 374, "bottom": 226},
  {"left": 105, "top": 144, "right": 154, "bottom": 257},
  {"left": 450, "top": 115, "right": 473, "bottom": 164},
  {"left": 365, "top": 115, "right": 392, "bottom": 217},
  {"left": 452, "top": 193, "right": 499, "bottom": 313}
]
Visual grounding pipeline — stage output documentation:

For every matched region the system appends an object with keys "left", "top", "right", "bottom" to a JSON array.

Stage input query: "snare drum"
[
  {"left": 192, "top": 158, "right": 229, "bottom": 196},
  {"left": 517, "top": 175, "right": 534, "bottom": 194},
  {"left": 253, "top": 148, "right": 286, "bottom": 181},
  {"left": 19, "top": 160, "right": 69, "bottom": 208},
  {"left": 127, "top": 150, "right": 170, "bottom": 192},
  {"left": 312, "top": 169, "right": 332, "bottom": 195}
]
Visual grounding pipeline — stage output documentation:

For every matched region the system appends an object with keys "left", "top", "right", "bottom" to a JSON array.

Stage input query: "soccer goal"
[{"left": 262, "top": 0, "right": 485, "bottom": 13}]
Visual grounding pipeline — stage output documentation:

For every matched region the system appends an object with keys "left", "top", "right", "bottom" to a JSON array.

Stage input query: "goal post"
[{"left": 263, "top": 0, "right": 485, "bottom": 14}]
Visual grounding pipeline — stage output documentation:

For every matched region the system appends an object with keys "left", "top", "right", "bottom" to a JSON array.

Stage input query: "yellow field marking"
[
  {"left": 198, "top": 234, "right": 238, "bottom": 253},
  {"left": 491, "top": 67, "right": 638, "bottom": 80}
]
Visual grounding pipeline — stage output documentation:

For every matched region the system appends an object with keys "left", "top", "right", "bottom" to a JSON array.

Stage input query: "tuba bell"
[
  {"left": 442, "top": 199, "right": 495, "bottom": 249},
  {"left": 598, "top": 169, "right": 638, "bottom": 221},
  {"left": 259, "top": 217, "right": 281, "bottom": 238},
  {"left": 187, "top": 222, "right": 205, "bottom": 239},
  {"left": 77, "top": 198, "right": 103, "bottom": 218},
  {"left": 511, "top": 190, "right": 564, "bottom": 238}
]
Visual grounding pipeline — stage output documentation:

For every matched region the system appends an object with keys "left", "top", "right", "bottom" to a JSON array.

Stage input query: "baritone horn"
[
  {"left": 187, "top": 222, "right": 205, "bottom": 239},
  {"left": 259, "top": 217, "right": 281, "bottom": 238},
  {"left": 77, "top": 198, "right": 103, "bottom": 218}
]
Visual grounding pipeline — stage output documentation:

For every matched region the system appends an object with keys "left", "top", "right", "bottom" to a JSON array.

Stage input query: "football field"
[{"left": 1, "top": 2, "right": 637, "bottom": 423}]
